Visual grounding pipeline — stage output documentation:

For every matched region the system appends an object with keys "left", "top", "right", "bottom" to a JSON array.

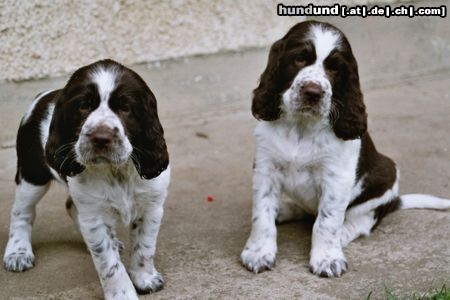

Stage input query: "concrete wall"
[
  {"left": 0, "top": 0, "right": 299, "bottom": 81},
  {"left": 0, "top": 0, "right": 416, "bottom": 81}
]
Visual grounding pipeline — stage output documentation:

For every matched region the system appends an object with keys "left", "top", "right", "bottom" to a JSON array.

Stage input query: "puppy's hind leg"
[
  {"left": 4, "top": 180, "right": 50, "bottom": 271},
  {"left": 340, "top": 211, "right": 377, "bottom": 247},
  {"left": 66, "top": 196, "right": 81, "bottom": 233},
  {"left": 341, "top": 195, "right": 401, "bottom": 247}
]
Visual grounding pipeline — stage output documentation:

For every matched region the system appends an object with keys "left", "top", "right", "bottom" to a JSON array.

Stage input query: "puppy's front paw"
[
  {"left": 3, "top": 246, "right": 35, "bottom": 272},
  {"left": 240, "top": 240, "right": 277, "bottom": 273},
  {"left": 309, "top": 251, "right": 348, "bottom": 277},
  {"left": 130, "top": 270, "right": 164, "bottom": 294}
]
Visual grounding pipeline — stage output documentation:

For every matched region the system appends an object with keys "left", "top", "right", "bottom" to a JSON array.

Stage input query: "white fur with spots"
[
  {"left": 242, "top": 23, "right": 450, "bottom": 278},
  {"left": 4, "top": 66, "right": 170, "bottom": 300}
]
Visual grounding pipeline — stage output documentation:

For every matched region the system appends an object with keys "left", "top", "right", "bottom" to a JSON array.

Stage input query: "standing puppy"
[
  {"left": 241, "top": 21, "right": 450, "bottom": 277},
  {"left": 3, "top": 59, "right": 170, "bottom": 299}
]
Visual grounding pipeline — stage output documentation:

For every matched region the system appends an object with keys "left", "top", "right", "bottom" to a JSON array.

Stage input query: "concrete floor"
[{"left": 1, "top": 13, "right": 450, "bottom": 300}]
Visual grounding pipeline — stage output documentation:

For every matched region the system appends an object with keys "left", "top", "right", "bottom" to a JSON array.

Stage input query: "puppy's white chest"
[
  {"left": 279, "top": 136, "right": 330, "bottom": 214},
  {"left": 255, "top": 122, "right": 359, "bottom": 215},
  {"left": 68, "top": 163, "right": 140, "bottom": 225}
]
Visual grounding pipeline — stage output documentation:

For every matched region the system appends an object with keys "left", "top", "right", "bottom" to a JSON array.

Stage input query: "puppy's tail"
[{"left": 399, "top": 194, "right": 450, "bottom": 210}]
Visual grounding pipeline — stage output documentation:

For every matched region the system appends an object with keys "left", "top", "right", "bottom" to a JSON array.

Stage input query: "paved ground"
[{"left": 0, "top": 13, "right": 449, "bottom": 300}]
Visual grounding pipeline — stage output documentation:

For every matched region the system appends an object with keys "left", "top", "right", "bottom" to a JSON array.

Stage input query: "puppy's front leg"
[
  {"left": 4, "top": 181, "right": 50, "bottom": 272},
  {"left": 78, "top": 214, "right": 138, "bottom": 300},
  {"left": 241, "top": 169, "right": 281, "bottom": 273},
  {"left": 309, "top": 186, "right": 349, "bottom": 277},
  {"left": 129, "top": 195, "right": 165, "bottom": 294}
]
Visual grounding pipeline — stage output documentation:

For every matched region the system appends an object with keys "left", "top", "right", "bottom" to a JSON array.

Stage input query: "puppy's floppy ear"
[
  {"left": 331, "top": 50, "right": 367, "bottom": 140},
  {"left": 252, "top": 39, "right": 285, "bottom": 121},
  {"left": 131, "top": 89, "right": 169, "bottom": 180},
  {"left": 45, "top": 94, "right": 85, "bottom": 177}
]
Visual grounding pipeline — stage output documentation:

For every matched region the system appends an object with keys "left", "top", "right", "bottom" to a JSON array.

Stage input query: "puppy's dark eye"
[
  {"left": 325, "top": 54, "right": 344, "bottom": 74},
  {"left": 118, "top": 99, "right": 130, "bottom": 113},
  {"left": 293, "top": 50, "right": 309, "bottom": 67},
  {"left": 79, "top": 99, "right": 92, "bottom": 112},
  {"left": 294, "top": 55, "right": 306, "bottom": 66}
]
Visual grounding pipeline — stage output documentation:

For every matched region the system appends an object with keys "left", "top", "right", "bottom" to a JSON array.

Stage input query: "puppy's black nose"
[
  {"left": 301, "top": 82, "right": 323, "bottom": 104},
  {"left": 90, "top": 126, "right": 115, "bottom": 149}
]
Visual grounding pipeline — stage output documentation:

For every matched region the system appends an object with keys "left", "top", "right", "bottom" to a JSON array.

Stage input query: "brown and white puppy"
[
  {"left": 241, "top": 21, "right": 450, "bottom": 277},
  {"left": 4, "top": 59, "right": 170, "bottom": 299}
]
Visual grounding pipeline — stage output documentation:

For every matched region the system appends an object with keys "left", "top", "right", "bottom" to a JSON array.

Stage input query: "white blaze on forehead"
[
  {"left": 83, "top": 66, "right": 123, "bottom": 133},
  {"left": 308, "top": 24, "right": 341, "bottom": 64},
  {"left": 90, "top": 67, "right": 119, "bottom": 103}
]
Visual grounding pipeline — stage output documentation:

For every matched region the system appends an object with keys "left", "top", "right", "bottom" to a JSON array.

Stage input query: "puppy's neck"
[
  {"left": 78, "top": 159, "right": 137, "bottom": 183},
  {"left": 276, "top": 111, "right": 331, "bottom": 135}
]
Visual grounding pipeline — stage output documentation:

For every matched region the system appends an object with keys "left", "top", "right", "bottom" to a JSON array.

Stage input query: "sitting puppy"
[
  {"left": 241, "top": 21, "right": 450, "bottom": 277},
  {"left": 3, "top": 59, "right": 170, "bottom": 299}
]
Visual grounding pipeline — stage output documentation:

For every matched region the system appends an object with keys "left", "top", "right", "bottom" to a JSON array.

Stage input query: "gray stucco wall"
[
  {"left": 0, "top": 0, "right": 417, "bottom": 81},
  {"left": 0, "top": 0, "right": 301, "bottom": 81}
]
